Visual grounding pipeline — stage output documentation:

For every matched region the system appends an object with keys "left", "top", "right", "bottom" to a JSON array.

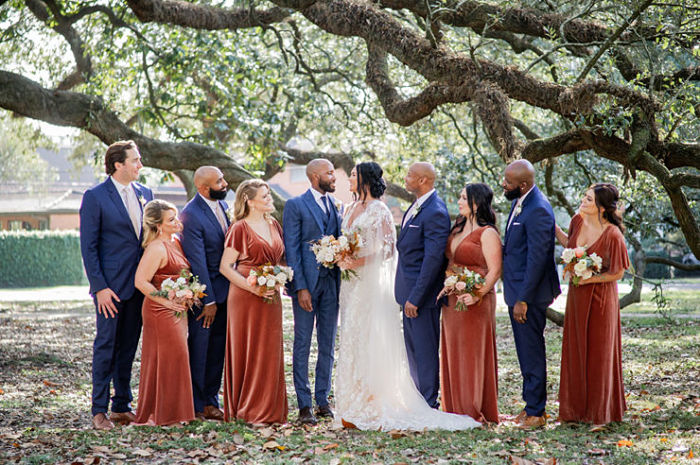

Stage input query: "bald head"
[
  {"left": 404, "top": 162, "right": 437, "bottom": 197},
  {"left": 306, "top": 158, "right": 336, "bottom": 193},
  {"left": 194, "top": 166, "right": 228, "bottom": 200},
  {"left": 502, "top": 159, "right": 535, "bottom": 200}
]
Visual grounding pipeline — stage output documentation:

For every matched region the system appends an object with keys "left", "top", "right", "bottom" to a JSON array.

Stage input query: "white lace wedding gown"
[{"left": 333, "top": 200, "right": 480, "bottom": 431}]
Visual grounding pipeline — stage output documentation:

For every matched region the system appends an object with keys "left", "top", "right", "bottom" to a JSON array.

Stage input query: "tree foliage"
[{"left": 0, "top": 0, "right": 697, "bottom": 261}]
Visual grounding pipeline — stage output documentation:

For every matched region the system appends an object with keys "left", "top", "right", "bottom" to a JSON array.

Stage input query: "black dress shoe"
[
  {"left": 298, "top": 407, "right": 318, "bottom": 425},
  {"left": 316, "top": 405, "right": 334, "bottom": 419}
]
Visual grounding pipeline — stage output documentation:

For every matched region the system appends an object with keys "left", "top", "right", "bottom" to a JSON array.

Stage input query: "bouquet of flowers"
[
  {"left": 310, "top": 231, "right": 364, "bottom": 280},
  {"left": 560, "top": 246, "right": 603, "bottom": 285},
  {"left": 439, "top": 266, "right": 486, "bottom": 311},
  {"left": 246, "top": 263, "right": 294, "bottom": 303},
  {"left": 151, "top": 269, "right": 207, "bottom": 317}
]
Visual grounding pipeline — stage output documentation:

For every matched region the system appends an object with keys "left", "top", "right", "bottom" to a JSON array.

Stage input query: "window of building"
[{"left": 8, "top": 221, "right": 22, "bottom": 231}]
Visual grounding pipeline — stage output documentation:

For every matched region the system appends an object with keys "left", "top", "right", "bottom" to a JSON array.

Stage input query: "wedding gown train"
[{"left": 333, "top": 200, "right": 480, "bottom": 431}]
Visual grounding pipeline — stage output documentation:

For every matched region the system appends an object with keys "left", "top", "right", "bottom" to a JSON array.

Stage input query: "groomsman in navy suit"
[
  {"left": 180, "top": 166, "right": 230, "bottom": 421},
  {"left": 395, "top": 162, "right": 451, "bottom": 408},
  {"left": 79, "top": 140, "right": 153, "bottom": 430},
  {"left": 283, "top": 159, "right": 342, "bottom": 425},
  {"left": 501, "top": 159, "right": 560, "bottom": 429}
]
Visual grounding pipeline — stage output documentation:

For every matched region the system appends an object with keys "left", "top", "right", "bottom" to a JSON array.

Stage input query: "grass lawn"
[{"left": 0, "top": 298, "right": 698, "bottom": 464}]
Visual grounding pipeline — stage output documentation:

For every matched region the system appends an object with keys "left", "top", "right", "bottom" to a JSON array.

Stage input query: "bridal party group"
[{"left": 79, "top": 139, "right": 629, "bottom": 432}]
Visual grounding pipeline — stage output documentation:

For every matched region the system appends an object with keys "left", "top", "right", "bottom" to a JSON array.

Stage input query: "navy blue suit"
[
  {"left": 395, "top": 191, "right": 451, "bottom": 408},
  {"left": 180, "top": 194, "right": 230, "bottom": 413},
  {"left": 283, "top": 189, "right": 341, "bottom": 410},
  {"left": 502, "top": 185, "right": 560, "bottom": 417},
  {"left": 79, "top": 177, "right": 153, "bottom": 416}
]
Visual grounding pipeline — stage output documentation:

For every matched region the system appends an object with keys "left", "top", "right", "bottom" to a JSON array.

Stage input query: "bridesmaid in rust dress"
[
  {"left": 440, "top": 183, "right": 502, "bottom": 423},
  {"left": 219, "top": 179, "right": 288, "bottom": 425},
  {"left": 134, "top": 200, "right": 195, "bottom": 426},
  {"left": 555, "top": 183, "right": 630, "bottom": 425}
]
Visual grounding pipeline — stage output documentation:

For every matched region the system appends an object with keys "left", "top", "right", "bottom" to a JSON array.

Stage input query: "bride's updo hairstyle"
[
  {"left": 591, "top": 183, "right": 624, "bottom": 232},
  {"left": 354, "top": 161, "right": 386, "bottom": 201},
  {"left": 451, "top": 183, "right": 497, "bottom": 234},
  {"left": 142, "top": 199, "right": 177, "bottom": 248}
]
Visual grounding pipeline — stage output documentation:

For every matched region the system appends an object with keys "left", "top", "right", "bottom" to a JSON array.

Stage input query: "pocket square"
[
  {"left": 407, "top": 224, "right": 420, "bottom": 228},
  {"left": 511, "top": 222, "right": 521, "bottom": 226}
]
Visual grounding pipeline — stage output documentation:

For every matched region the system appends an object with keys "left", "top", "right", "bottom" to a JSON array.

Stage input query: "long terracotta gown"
[
  {"left": 223, "top": 219, "right": 288, "bottom": 424},
  {"left": 559, "top": 214, "right": 630, "bottom": 424},
  {"left": 134, "top": 238, "right": 195, "bottom": 426},
  {"left": 440, "top": 225, "right": 499, "bottom": 423}
]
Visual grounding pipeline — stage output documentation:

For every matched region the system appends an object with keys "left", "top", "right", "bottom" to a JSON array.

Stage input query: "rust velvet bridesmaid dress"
[
  {"left": 222, "top": 219, "right": 288, "bottom": 424},
  {"left": 134, "top": 239, "right": 195, "bottom": 426},
  {"left": 440, "top": 226, "right": 499, "bottom": 423},
  {"left": 558, "top": 214, "right": 630, "bottom": 424}
]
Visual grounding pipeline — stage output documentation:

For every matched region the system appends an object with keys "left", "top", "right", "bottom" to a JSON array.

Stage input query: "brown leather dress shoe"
[
  {"left": 110, "top": 411, "right": 136, "bottom": 425},
  {"left": 195, "top": 411, "right": 207, "bottom": 421},
  {"left": 203, "top": 405, "right": 224, "bottom": 421},
  {"left": 519, "top": 414, "right": 546, "bottom": 429},
  {"left": 316, "top": 405, "right": 334, "bottom": 419},
  {"left": 92, "top": 413, "right": 115, "bottom": 431},
  {"left": 514, "top": 410, "right": 527, "bottom": 424},
  {"left": 298, "top": 407, "right": 318, "bottom": 425}
]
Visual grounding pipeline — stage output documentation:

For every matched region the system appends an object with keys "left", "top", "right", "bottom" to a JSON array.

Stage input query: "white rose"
[
  {"left": 573, "top": 260, "right": 589, "bottom": 276},
  {"left": 444, "top": 275, "right": 459, "bottom": 287},
  {"left": 257, "top": 276, "right": 267, "bottom": 286},
  {"left": 176, "top": 277, "right": 186, "bottom": 286},
  {"left": 337, "top": 236, "right": 349, "bottom": 248},
  {"left": 321, "top": 236, "right": 332, "bottom": 245},
  {"left": 162, "top": 278, "right": 175, "bottom": 287},
  {"left": 175, "top": 289, "right": 188, "bottom": 298},
  {"left": 590, "top": 253, "right": 603, "bottom": 270},
  {"left": 581, "top": 269, "right": 593, "bottom": 280},
  {"left": 561, "top": 248, "right": 576, "bottom": 263},
  {"left": 275, "top": 272, "right": 287, "bottom": 284},
  {"left": 266, "top": 280, "right": 276, "bottom": 288}
]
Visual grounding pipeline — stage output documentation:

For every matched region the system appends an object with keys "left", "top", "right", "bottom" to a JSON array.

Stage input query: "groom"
[
  {"left": 283, "top": 159, "right": 342, "bottom": 425},
  {"left": 502, "top": 159, "right": 560, "bottom": 429},
  {"left": 395, "top": 162, "right": 451, "bottom": 408}
]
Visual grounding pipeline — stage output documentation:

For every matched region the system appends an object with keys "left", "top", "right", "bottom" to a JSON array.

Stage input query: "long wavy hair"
[
  {"left": 590, "top": 183, "right": 624, "bottom": 232},
  {"left": 142, "top": 199, "right": 177, "bottom": 248},
  {"left": 232, "top": 179, "right": 272, "bottom": 222},
  {"left": 451, "top": 183, "right": 498, "bottom": 234},
  {"left": 354, "top": 161, "right": 387, "bottom": 202}
]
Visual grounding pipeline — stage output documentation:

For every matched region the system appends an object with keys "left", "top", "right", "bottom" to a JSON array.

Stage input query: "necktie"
[
  {"left": 214, "top": 203, "right": 228, "bottom": 233},
  {"left": 123, "top": 186, "right": 141, "bottom": 237},
  {"left": 321, "top": 196, "right": 331, "bottom": 218}
]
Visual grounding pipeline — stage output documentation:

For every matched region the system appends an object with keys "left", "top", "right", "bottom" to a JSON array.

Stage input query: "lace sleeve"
[{"left": 355, "top": 201, "right": 396, "bottom": 262}]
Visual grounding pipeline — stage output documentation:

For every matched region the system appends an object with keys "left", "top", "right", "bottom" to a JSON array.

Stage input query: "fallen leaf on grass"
[
  {"left": 388, "top": 429, "right": 409, "bottom": 439},
  {"left": 589, "top": 425, "right": 607, "bottom": 432},
  {"left": 671, "top": 445, "right": 689, "bottom": 453},
  {"left": 42, "top": 379, "right": 59, "bottom": 387},
  {"left": 233, "top": 433, "right": 244, "bottom": 445},
  {"left": 323, "top": 443, "right": 339, "bottom": 451},
  {"left": 0, "top": 388, "right": 4, "bottom": 395},
  {"left": 587, "top": 449, "right": 608, "bottom": 456},
  {"left": 263, "top": 440, "right": 285, "bottom": 451},
  {"left": 510, "top": 455, "right": 536, "bottom": 465},
  {"left": 259, "top": 427, "right": 275, "bottom": 438},
  {"left": 132, "top": 448, "right": 153, "bottom": 457},
  {"left": 617, "top": 440, "right": 634, "bottom": 447}
]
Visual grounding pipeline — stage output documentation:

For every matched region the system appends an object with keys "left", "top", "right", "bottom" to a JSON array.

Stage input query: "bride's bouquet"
[
  {"left": 439, "top": 266, "right": 486, "bottom": 311},
  {"left": 246, "top": 263, "right": 294, "bottom": 303},
  {"left": 151, "top": 269, "right": 207, "bottom": 317},
  {"left": 310, "top": 231, "right": 364, "bottom": 280},
  {"left": 560, "top": 246, "right": 603, "bottom": 285}
]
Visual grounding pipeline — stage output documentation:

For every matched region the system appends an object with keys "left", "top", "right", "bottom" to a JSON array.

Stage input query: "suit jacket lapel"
[
  {"left": 302, "top": 189, "right": 325, "bottom": 232},
  {"left": 105, "top": 178, "right": 132, "bottom": 225},
  {"left": 195, "top": 194, "right": 226, "bottom": 239}
]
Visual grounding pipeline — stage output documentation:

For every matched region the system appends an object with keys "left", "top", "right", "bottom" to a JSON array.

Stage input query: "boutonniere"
[
  {"left": 226, "top": 207, "right": 235, "bottom": 223},
  {"left": 137, "top": 193, "right": 146, "bottom": 207},
  {"left": 513, "top": 203, "right": 522, "bottom": 218},
  {"left": 414, "top": 204, "right": 422, "bottom": 215},
  {"left": 334, "top": 199, "right": 343, "bottom": 212}
]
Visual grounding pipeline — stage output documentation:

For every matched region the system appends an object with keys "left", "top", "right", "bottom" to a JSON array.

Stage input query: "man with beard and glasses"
[
  {"left": 283, "top": 159, "right": 343, "bottom": 425},
  {"left": 501, "top": 159, "right": 560, "bottom": 429},
  {"left": 180, "top": 166, "right": 231, "bottom": 421}
]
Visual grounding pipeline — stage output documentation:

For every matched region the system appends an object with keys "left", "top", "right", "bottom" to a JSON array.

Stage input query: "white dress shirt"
[
  {"left": 402, "top": 189, "right": 435, "bottom": 228},
  {"left": 310, "top": 188, "right": 331, "bottom": 215},
  {"left": 507, "top": 186, "right": 534, "bottom": 230}
]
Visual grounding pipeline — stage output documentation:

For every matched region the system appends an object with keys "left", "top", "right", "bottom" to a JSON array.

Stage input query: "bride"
[{"left": 333, "top": 161, "right": 479, "bottom": 431}]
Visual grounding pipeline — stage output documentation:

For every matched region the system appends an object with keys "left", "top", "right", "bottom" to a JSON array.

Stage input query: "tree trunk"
[{"left": 620, "top": 236, "right": 646, "bottom": 309}]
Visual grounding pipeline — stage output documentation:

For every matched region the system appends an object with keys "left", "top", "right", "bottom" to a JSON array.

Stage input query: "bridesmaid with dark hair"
[
  {"left": 440, "top": 183, "right": 502, "bottom": 423},
  {"left": 555, "top": 183, "right": 630, "bottom": 425}
]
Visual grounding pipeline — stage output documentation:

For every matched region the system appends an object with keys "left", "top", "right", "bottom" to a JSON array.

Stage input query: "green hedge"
[{"left": 0, "top": 230, "right": 86, "bottom": 288}]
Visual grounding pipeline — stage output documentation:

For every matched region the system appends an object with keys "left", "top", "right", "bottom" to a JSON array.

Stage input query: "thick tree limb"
[
  {"left": 645, "top": 256, "right": 700, "bottom": 271},
  {"left": 126, "top": 0, "right": 292, "bottom": 30}
]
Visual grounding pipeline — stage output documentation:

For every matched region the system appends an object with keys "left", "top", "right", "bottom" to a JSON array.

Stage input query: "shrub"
[{"left": 0, "top": 230, "right": 86, "bottom": 288}]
